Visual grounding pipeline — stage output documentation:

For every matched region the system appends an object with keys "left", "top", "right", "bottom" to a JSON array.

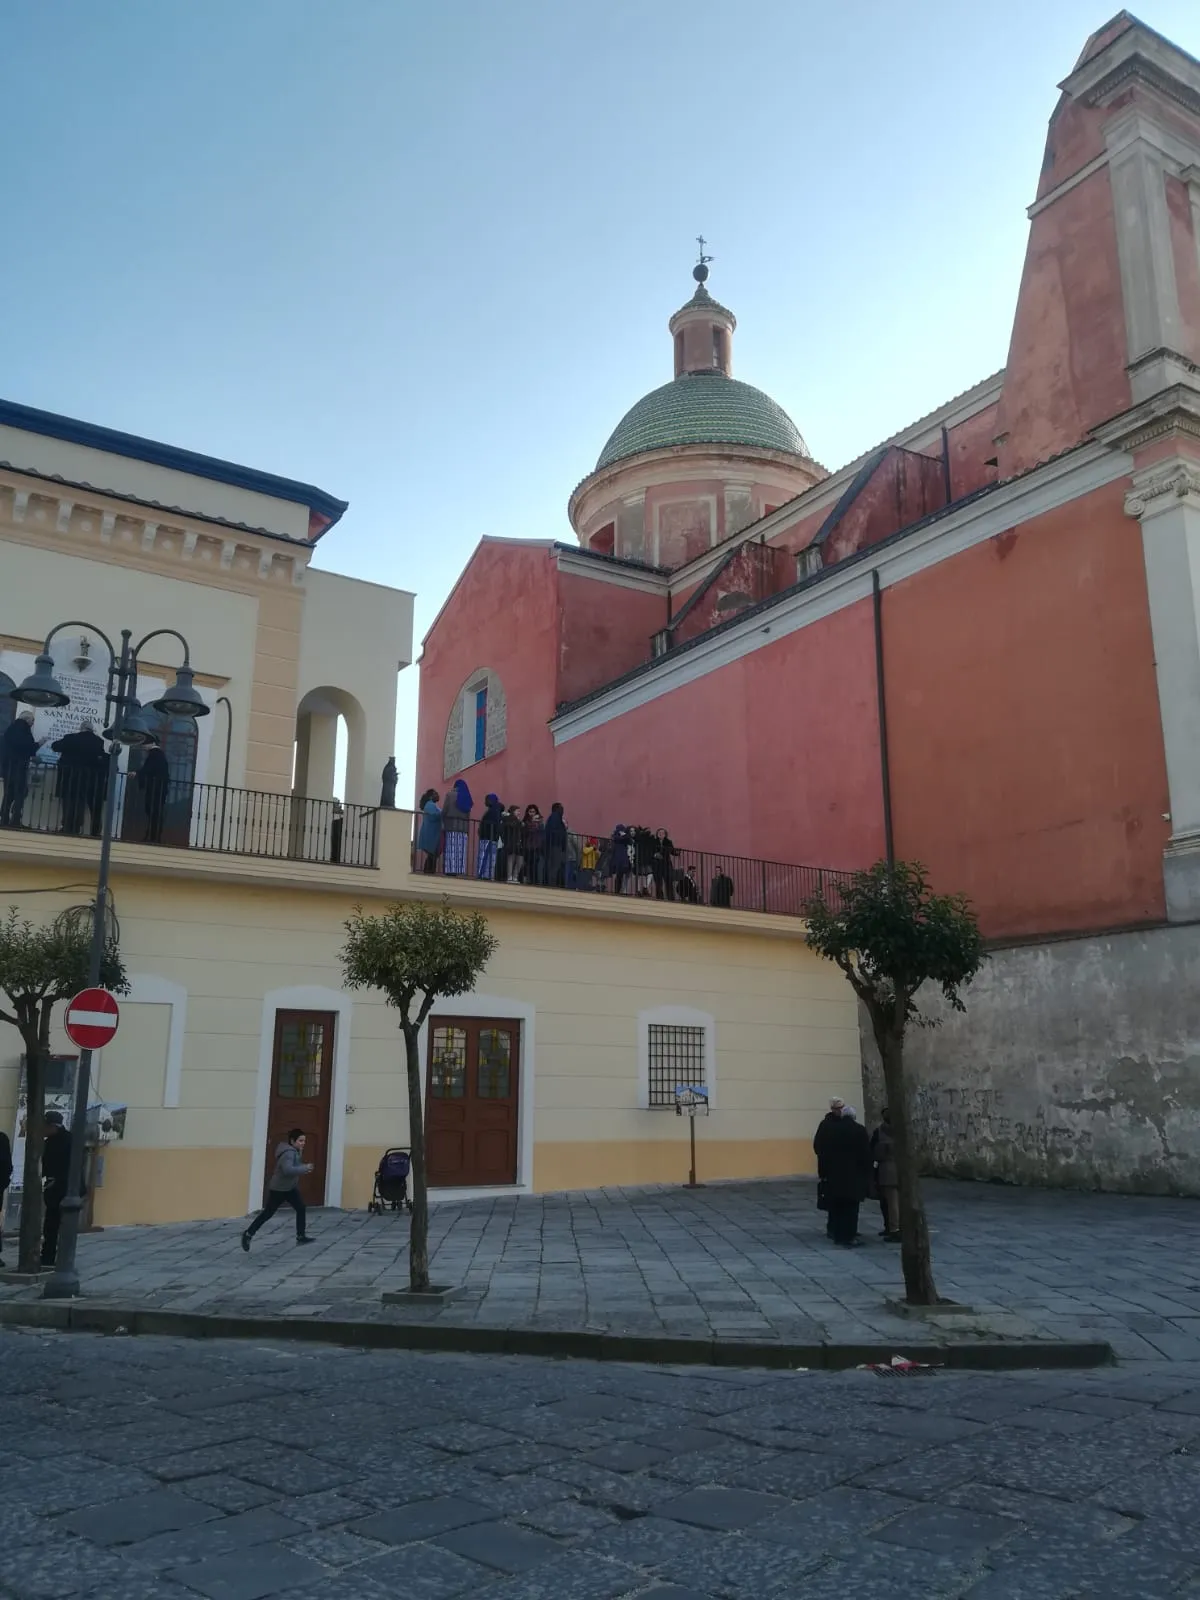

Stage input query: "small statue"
[{"left": 380, "top": 756, "right": 398, "bottom": 809}]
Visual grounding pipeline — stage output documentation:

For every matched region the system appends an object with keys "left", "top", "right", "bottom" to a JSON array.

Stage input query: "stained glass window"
[
  {"left": 477, "top": 1028, "right": 511, "bottom": 1099},
  {"left": 431, "top": 1025, "right": 467, "bottom": 1098},
  {"left": 277, "top": 1021, "right": 325, "bottom": 1099}
]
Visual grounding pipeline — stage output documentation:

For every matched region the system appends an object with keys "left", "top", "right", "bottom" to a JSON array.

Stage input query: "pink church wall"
[
  {"left": 945, "top": 404, "right": 1001, "bottom": 498},
  {"left": 416, "top": 541, "right": 561, "bottom": 808},
  {"left": 555, "top": 570, "right": 666, "bottom": 707},
  {"left": 552, "top": 598, "right": 885, "bottom": 870}
]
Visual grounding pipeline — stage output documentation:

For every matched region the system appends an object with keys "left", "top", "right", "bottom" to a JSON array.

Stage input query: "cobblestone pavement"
[
  {"left": 4, "top": 1179, "right": 1200, "bottom": 1357},
  {"left": 4, "top": 1327, "right": 1200, "bottom": 1599}
]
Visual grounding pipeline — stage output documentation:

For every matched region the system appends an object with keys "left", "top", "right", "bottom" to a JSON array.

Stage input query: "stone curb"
[{"left": 0, "top": 1300, "right": 1115, "bottom": 1372}]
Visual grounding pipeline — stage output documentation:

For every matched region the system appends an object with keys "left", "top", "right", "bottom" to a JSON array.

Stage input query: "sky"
[{"left": 6, "top": 0, "right": 1200, "bottom": 799}]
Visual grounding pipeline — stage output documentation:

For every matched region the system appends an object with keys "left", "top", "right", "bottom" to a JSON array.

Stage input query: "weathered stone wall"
[{"left": 860, "top": 922, "right": 1200, "bottom": 1195}]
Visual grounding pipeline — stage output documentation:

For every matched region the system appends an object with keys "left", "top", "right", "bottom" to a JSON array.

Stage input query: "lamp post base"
[{"left": 42, "top": 1194, "right": 84, "bottom": 1300}]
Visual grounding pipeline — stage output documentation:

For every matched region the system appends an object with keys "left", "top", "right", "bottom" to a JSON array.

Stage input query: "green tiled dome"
[{"left": 596, "top": 372, "right": 808, "bottom": 470}]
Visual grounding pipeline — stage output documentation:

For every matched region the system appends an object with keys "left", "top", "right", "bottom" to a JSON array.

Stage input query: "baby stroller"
[{"left": 368, "top": 1147, "right": 413, "bottom": 1214}]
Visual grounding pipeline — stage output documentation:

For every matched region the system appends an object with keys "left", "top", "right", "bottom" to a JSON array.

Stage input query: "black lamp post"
[{"left": 10, "top": 622, "right": 208, "bottom": 1299}]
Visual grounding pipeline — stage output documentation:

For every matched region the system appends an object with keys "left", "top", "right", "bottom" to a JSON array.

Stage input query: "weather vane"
[{"left": 694, "top": 235, "right": 713, "bottom": 284}]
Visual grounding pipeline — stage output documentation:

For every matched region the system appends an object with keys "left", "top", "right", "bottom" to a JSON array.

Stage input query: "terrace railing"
[
  {"left": 6, "top": 765, "right": 378, "bottom": 868},
  {"left": 411, "top": 814, "right": 851, "bottom": 918}
]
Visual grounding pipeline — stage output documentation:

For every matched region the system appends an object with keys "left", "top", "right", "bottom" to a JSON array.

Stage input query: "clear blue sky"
[{"left": 7, "top": 1, "right": 1200, "bottom": 797}]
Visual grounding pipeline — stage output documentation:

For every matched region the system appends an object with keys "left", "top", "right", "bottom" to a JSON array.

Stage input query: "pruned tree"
[
  {"left": 0, "top": 905, "right": 127, "bottom": 1273},
  {"left": 340, "top": 900, "right": 497, "bottom": 1291},
  {"left": 805, "top": 861, "right": 984, "bottom": 1305}
]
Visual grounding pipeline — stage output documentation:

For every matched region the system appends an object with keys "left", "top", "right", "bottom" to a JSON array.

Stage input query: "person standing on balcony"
[
  {"left": 51, "top": 720, "right": 107, "bottom": 836},
  {"left": 478, "top": 792, "right": 503, "bottom": 879},
  {"left": 0, "top": 711, "right": 43, "bottom": 829},
  {"left": 544, "top": 802, "right": 568, "bottom": 888},
  {"left": 442, "top": 778, "right": 472, "bottom": 875},
  {"left": 137, "top": 740, "right": 170, "bottom": 844},
  {"left": 710, "top": 864, "right": 734, "bottom": 908},
  {"left": 500, "top": 804, "right": 523, "bottom": 882},
  {"left": 678, "top": 863, "right": 701, "bottom": 904},
  {"left": 652, "top": 828, "right": 676, "bottom": 901},
  {"left": 417, "top": 788, "right": 442, "bottom": 873},
  {"left": 609, "top": 823, "right": 632, "bottom": 895},
  {"left": 522, "top": 804, "right": 545, "bottom": 885}
]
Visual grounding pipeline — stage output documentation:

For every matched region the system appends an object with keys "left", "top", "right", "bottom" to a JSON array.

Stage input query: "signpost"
[
  {"left": 674, "top": 1083, "right": 709, "bottom": 1187},
  {"left": 64, "top": 989, "right": 120, "bottom": 1052}
]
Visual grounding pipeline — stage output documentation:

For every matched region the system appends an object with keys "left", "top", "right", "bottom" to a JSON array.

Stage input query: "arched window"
[
  {"left": 444, "top": 669, "right": 507, "bottom": 779},
  {"left": 121, "top": 707, "right": 198, "bottom": 847}
]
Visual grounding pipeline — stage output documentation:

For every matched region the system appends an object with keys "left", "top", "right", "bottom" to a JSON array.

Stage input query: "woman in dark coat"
[
  {"left": 500, "top": 804, "right": 524, "bottom": 882},
  {"left": 477, "top": 793, "right": 504, "bottom": 880},
  {"left": 651, "top": 828, "right": 676, "bottom": 900},
  {"left": 609, "top": 824, "right": 632, "bottom": 896},
  {"left": 137, "top": 742, "right": 170, "bottom": 843},
  {"left": 813, "top": 1105, "right": 873, "bottom": 1246},
  {"left": 522, "top": 804, "right": 545, "bottom": 885}
]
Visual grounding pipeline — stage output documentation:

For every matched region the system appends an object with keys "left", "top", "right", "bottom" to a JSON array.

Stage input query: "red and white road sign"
[{"left": 64, "top": 988, "right": 120, "bottom": 1050}]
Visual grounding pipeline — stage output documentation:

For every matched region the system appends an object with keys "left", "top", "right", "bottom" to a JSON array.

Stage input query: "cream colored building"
[{"left": 0, "top": 401, "right": 859, "bottom": 1225}]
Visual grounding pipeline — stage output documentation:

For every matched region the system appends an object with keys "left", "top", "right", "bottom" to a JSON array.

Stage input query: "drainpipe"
[
  {"left": 940, "top": 424, "right": 953, "bottom": 505},
  {"left": 872, "top": 569, "right": 895, "bottom": 869}
]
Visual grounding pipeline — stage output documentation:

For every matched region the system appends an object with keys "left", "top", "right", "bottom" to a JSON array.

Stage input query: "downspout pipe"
[{"left": 872, "top": 569, "right": 896, "bottom": 869}]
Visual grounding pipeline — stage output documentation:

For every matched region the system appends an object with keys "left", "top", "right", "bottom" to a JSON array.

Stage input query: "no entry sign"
[{"left": 64, "top": 988, "right": 120, "bottom": 1051}]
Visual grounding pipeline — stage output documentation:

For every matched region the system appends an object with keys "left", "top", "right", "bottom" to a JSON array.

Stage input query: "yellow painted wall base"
[
  {"left": 94, "top": 1147, "right": 251, "bottom": 1226},
  {"left": 532, "top": 1139, "right": 817, "bottom": 1193}
]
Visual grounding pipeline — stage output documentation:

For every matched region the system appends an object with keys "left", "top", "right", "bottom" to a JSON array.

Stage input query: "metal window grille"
[{"left": 647, "top": 1024, "right": 705, "bottom": 1108}]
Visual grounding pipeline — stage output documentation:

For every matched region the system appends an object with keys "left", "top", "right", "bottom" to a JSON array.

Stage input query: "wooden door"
[
  {"left": 426, "top": 1017, "right": 520, "bottom": 1186},
  {"left": 264, "top": 1010, "right": 334, "bottom": 1205}
]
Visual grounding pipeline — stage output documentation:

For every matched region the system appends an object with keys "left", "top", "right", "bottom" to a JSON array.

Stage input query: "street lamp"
[{"left": 10, "top": 622, "right": 209, "bottom": 1300}]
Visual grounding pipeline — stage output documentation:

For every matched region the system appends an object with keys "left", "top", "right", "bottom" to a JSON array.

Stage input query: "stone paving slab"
[
  {"left": 4, "top": 1328, "right": 1200, "bottom": 1597},
  {"left": 3, "top": 1177, "right": 1198, "bottom": 1358}
]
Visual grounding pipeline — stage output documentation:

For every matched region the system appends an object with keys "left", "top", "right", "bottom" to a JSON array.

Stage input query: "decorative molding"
[
  {"left": 554, "top": 547, "right": 668, "bottom": 596},
  {"left": 124, "top": 974, "right": 188, "bottom": 1108},
  {"left": 1027, "top": 150, "right": 1111, "bottom": 218},
  {"left": 0, "top": 470, "right": 307, "bottom": 589},
  {"left": 1092, "top": 384, "right": 1200, "bottom": 453},
  {"left": 1125, "top": 461, "right": 1200, "bottom": 518},
  {"left": 1063, "top": 27, "right": 1200, "bottom": 120}
]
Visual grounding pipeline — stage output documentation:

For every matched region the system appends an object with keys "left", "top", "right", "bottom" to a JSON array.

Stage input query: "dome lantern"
[{"left": 669, "top": 243, "right": 736, "bottom": 378}]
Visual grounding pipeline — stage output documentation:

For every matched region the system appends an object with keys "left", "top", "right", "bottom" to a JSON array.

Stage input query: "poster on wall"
[{"left": 9, "top": 1055, "right": 78, "bottom": 1195}]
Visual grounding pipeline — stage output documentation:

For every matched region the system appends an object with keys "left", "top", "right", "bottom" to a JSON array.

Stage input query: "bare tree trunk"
[
  {"left": 403, "top": 1022, "right": 430, "bottom": 1292},
  {"left": 17, "top": 1011, "right": 48, "bottom": 1275},
  {"left": 875, "top": 1018, "right": 939, "bottom": 1305}
]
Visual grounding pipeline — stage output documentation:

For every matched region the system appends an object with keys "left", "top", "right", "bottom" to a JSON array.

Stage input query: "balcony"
[
  {"left": 410, "top": 815, "right": 850, "bottom": 919},
  {"left": 4, "top": 767, "right": 378, "bottom": 869}
]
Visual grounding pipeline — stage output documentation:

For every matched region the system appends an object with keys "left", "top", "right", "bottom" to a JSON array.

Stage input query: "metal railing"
[
  {"left": 3, "top": 765, "right": 378, "bottom": 868},
  {"left": 411, "top": 815, "right": 850, "bottom": 918}
]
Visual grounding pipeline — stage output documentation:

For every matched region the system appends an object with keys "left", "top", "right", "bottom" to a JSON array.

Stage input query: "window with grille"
[{"left": 647, "top": 1023, "right": 705, "bottom": 1108}]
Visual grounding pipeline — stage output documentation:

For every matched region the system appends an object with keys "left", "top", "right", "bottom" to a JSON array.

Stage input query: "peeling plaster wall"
[{"left": 861, "top": 923, "right": 1200, "bottom": 1195}]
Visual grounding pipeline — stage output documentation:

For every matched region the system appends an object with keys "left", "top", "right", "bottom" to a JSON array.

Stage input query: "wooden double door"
[
  {"left": 426, "top": 1017, "right": 520, "bottom": 1187},
  {"left": 264, "top": 1010, "right": 333, "bottom": 1206}
]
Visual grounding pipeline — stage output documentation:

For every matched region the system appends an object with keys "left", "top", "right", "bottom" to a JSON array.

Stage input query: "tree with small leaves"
[
  {"left": 805, "top": 861, "right": 984, "bottom": 1305},
  {"left": 0, "top": 905, "right": 127, "bottom": 1272},
  {"left": 340, "top": 900, "right": 497, "bottom": 1291}
]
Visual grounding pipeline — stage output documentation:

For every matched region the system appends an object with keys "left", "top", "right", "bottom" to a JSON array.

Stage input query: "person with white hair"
[
  {"left": 0, "top": 710, "right": 43, "bottom": 828},
  {"left": 813, "top": 1100, "right": 873, "bottom": 1246},
  {"left": 813, "top": 1098, "right": 848, "bottom": 1237}
]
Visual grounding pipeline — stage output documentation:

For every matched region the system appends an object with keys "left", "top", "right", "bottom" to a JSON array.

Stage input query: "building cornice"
[
  {"left": 1060, "top": 22, "right": 1200, "bottom": 119},
  {"left": 553, "top": 546, "right": 668, "bottom": 595},
  {"left": 552, "top": 441, "right": 1132, "bottom": 742},
  {"left": 568, "top": 440, "right": 822, "bottom": 529},
  {"left": 1125, "top": 459, "right": 1200, "bottom": 518},
  {"left": 0, "top": 470, "right": 312, "bottom": 588},
  {"left": 1090, "top": 381, "right": 1200, "bottom": 452}
]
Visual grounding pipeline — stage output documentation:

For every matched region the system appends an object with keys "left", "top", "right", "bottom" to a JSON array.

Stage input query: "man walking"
[
  {"left": 1, "top": 711, "right": 43, "bottom": 828},
  {"left": 242, "top": 1129, "right": 315, "bottom": 1249},
  {"left": 41, "top": 1110, "right": 71, "bottom": 1267}
]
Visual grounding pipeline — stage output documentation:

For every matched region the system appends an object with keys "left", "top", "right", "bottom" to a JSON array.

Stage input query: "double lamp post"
[{"left": 10, "top": 620, "right": 208, "bottom": 1299}]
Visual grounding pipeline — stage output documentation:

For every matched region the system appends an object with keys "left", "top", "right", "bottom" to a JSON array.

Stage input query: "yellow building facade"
[{"left": 0, "top": 401, "right": 859, "bottom": 1225}]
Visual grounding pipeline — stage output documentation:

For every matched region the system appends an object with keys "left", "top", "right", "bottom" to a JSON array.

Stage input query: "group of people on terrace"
[{"left": 415, "top": 780, "right": 735, "bottom": 907}]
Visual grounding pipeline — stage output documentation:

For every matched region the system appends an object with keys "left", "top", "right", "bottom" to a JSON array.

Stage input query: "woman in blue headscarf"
[{"left": 442, "top": 778, "right": 473, "bottom": 875}]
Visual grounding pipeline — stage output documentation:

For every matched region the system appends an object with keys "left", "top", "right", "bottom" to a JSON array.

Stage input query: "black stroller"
[{"left": 368, "top": 1147, "right": 413, "bottom": 1214}]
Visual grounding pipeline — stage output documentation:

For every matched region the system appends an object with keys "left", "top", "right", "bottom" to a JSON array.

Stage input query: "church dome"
[{"left": 596, "top": 371, "right": 809, "bottom": 471}]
